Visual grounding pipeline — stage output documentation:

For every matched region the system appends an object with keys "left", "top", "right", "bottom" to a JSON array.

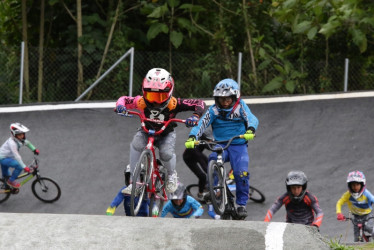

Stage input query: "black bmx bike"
[
  {"left": 345, "top": 215, "right": 374, "bottom": 242},
  {"left": 191, "top": 134, "right": 263, "bottom": 220},
  {"left": 0, "top": 156, "right": 61, "bottom": 203}
]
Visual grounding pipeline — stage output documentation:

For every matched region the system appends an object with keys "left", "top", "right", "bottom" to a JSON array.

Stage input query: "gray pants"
[{"left": 129, "top": 129, "right": 176, "bottom": 177}]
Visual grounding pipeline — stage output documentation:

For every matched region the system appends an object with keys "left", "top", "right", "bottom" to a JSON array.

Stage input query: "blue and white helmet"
[
  {"left": 347, "top": 171, "right": 366, "bottom": 199},
  {"left": 213, "top": 79, "right": 240, "bottom": 111}
]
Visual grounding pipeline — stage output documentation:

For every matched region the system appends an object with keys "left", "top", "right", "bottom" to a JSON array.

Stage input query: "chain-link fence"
[{"left": 1, "top": 44, "right": 374, "bottom": 105}]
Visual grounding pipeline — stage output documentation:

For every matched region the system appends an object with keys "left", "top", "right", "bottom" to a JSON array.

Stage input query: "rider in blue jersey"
[
  {"left": 161, "top": 183, "right": 203, "bottom": 218},
  {"left": 185, "top": 79, "right": 259, "bottom": 219}
]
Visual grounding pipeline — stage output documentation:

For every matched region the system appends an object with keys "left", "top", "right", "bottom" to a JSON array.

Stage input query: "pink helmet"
[
  {"left": 347, "top": 171, "right": 366, "bottom": 199},
  {"left": 142, "top": 68, "right": 174, "bottom": 105}
]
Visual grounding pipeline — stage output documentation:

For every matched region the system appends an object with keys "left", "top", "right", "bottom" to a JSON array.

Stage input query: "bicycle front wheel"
[
  {"left": 148, "top": 170, "right": 165, "bottom": 217},
  {"left": 31, "top": 177, "right": 61, "bottom": 203},
  {"left": 208, "top": 160, "right": 226, "bottom": 215},
  {"left": 131, "top": 149, "right": 153, "bottom": 216},
  {"left": 0, "top": 179, "right": 11, "bottom": 203},
  {"left": 249, "top": 186, "right": 266, "bottom": 203}
]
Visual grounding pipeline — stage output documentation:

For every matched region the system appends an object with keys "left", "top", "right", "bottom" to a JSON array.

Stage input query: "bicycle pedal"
[{"left": 11, "top": 188, "right": 20, "bottom": 194}]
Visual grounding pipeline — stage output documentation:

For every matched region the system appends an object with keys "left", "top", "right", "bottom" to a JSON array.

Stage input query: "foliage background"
[{"left": 0, "top": 0, "right": 373, "bottom": 104}]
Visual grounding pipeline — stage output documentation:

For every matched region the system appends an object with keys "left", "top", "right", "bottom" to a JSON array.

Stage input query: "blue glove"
[
  {"left": 185, "top": 114, "right": 199, "bottom": 127},
  {"left": 116, "top": 105, "right": 126, "bottom": 113}
]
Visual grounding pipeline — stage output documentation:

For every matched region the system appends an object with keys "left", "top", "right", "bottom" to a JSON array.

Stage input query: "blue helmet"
[{"left": 213, "top": 79, "right": 240, "bottom": 113}]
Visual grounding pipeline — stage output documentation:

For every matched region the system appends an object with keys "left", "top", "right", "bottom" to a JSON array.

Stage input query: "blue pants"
[
  {"left": 208, "top": 144, "right": 250, "bottom": 206},
  {"left": 123, "top": 195, "right": 148, "bottom": 217},
  {"left": 0, "top": 158, "right": 23, "bottom": 182}
]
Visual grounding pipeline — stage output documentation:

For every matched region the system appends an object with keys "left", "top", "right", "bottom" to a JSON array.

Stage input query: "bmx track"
[{"left": 1, "top": 91, "right": 374, "bottom": 248}]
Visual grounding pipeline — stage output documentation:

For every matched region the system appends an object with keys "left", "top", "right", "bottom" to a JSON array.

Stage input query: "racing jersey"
[
  {"left": 264, "top": 191, "right": 324, "bottom": 227},
  {"left": 336, "top": 189, "right": 374, "bottom": 216},
  {"left": 0, "top": 137, "right": 36, "bottom": 168},
  {"left": 189, "top": 99, "right": 258, "bottom": 144},
  {"left": 161, "top": 195, "right": 203, "bottom": 218},
  {"left": 116, "top": 95, "right": 205, "bottom": 135}
]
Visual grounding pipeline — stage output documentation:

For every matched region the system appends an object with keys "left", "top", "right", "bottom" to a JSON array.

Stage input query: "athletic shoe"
[
  {"left": 237, "top": 205, "right": 247, "bottom": 219},
  {"left": 7, "top": 179, "right": 20, "bottom": 188},
  {"left": 121, "top": 184, "right": 132, "bottom": 195},
  {"left": 166, "top": 171, "right": 178, "bottom": 193}
]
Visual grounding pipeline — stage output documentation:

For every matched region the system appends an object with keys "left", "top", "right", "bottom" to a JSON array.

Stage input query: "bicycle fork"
[{"left": 217, "top": 155, "right": 227, "bottom": 207}]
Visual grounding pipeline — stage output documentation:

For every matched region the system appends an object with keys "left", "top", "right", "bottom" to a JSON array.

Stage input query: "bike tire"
[
  {"left": 208, "top": 160, "right": 226, "bottom": 215},
  {"left": 31, "top": 177, "right": 61, "bottom": 203},
  {"left": 148, "top": 172, "right": 165, "bottom": 217},
  {"left": 249, "top": 186, "right": 266, "bottom": 203},
  {"left": 130, "top": 149, "right": 153, "bottom": 216},
  {"left": 0, "top": 179, "right": 11, "bottom": 203}
]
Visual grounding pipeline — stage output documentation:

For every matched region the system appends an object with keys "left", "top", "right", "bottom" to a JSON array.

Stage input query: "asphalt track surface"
[{"left": 0, "top": 95, "right": 374, "bottom": 243}]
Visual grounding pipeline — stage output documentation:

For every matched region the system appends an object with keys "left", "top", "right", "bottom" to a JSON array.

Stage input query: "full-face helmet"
[
  {"left": 285, "top": 171, "right": 308, "bottom": 203},
  {"left": 10, "top": 122, "right": 29, "bottom": 143},
  {"left": 142, "top": 68, "right": 174, "bottom": 110},
  {"left": 213, "top": 79, "right": 240, "bottom": 115},
  {"left": 168, "top": 183, "right": 187, "bottom": 211},
  {"left": 347, "top": 171, "right": 366, "bottom": 199}
]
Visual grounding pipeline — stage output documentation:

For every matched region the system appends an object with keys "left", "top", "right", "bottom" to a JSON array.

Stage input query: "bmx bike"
[
  {"left": 120, "top": 110, "right": 186, "bottom": 216},
  {"left": 0, "top": 156, "right": 61, "bottom": 203},
  {"left": 345, "top": 215, "right": 374, "bottom": 242},
  {"left": 192, "top": 134, "right": 258, "bottom": 220}
]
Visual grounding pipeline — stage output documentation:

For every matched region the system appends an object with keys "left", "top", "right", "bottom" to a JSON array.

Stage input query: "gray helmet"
[
  {"left": 168, "top": 183, "right": 187, "bottom": 211},
  {"left": 285, "top": 171, "right": 308, "bottom": 203},
  {"left": 168, "top": 183, "right": 186, "bottom": 200}
]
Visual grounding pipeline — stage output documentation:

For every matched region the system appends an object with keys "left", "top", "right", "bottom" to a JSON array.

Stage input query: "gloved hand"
[
  {"left": 185, "top": 114, "right": 199, "bottom": 127},
  {"left": 116, "top": 105, "right": 126, "bottom": 113},
  {"left": 243, "top": 127, "right": 255, "bottom": 141},
  {"left": 337, "top": 213, "right": 346, "bottom": 221},
  {"left": 185, "top": 137, "right": 196, "bottom": 149},
  {"left": 34, "top": 149, "right": 40, "bottom": 155},
  {"left": 24, "top": 166, "right": 33, "bottom": 173},
  {"left": 106, "top": 206, "right": 116, "bottom": 216}
]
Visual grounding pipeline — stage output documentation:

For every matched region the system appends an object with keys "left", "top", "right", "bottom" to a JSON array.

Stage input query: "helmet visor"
[{"left": 144, "top": 91, "right": 169, "bottom": 103}]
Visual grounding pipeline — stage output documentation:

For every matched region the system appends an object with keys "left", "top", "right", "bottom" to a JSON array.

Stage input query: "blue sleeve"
[
  {"left": 240, "top": 100, "right": 259, "bottom": 131},
  {"left": 161, "top": 201, "right": 173, "bottom": 217},
  {"left": 188, "top": 196, "right": 204, "bottom": 217},
  {"left": 109, "top": 186, "right": 126, "bottom": 208},
  {"left": 189, "top": 107, "right": 214, "bottom": 139},
  {"left": 364, "top": 189, "right": 374, "bottom": 208}
]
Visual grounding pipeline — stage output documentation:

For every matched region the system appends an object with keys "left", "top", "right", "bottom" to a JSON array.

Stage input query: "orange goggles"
[{"left": 144, "top": 91, "right": 169, "bottom": 103}]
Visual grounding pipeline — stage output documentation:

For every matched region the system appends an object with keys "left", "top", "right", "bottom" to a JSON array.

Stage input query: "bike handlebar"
[
  {"left": 119, "top": 110, "right": 186, "bottom": 135},
  {"left": 194, "top": 134, "right": 251, "bottom": 152},
  {"left": 344, "top": 216, "right": 374, "bottom": 225}
]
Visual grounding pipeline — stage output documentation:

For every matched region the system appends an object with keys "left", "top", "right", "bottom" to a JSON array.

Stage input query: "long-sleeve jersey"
[
  {"left": 161, "top": 196, "right": 203, "bottom": 218},
  {"left": 0, "top": 137, "right": 36, "bottom": 168},
  {"left": 189, "top": 99, "right": 258, "bottom": 144},
  {"left": 116, "top": 95, "right": 205, "bottom": 135},
  {"left": 264, "top": 191, "right": 324, "bottom": 227},
  {"left": 336, "top": 189, "right": 374, "bottom": 216}
]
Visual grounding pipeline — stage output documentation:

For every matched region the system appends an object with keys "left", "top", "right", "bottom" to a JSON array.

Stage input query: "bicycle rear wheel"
[
  {"left": 249, "top": 186, "right": 266, "bottom": 203},
  {"left": 148, "top": 171, "right": 165, "bottom": 217},
  {"left": 208, "top": 160, "right": 226, "bottom": 215},
  {"left": 0, "top": 179, "right": 11, "bottom": 203},
  {"left": 31, "top": 177, "right": 61, "bottom": 203},
  {"left": 131, "top": 149, "right": 153, "bottom": 216}
]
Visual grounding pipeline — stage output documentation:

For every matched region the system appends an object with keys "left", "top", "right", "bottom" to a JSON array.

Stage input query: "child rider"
[
  {"left": 185, "top": 78, "right": 259, "bottom": 219},
  {"left": 161, "top": 183, "right": 204, "bottom": 218},
  {"left": 116, "top": 68, "right": 205, "bottom": 194},
  {"left": 336, "top": 171, "right": 374, "bottom": 242},
  {"left": 264, "top": 171, "right": 323, "bottom": 229},
  {"left": 0, "top": 123, "right": 40, "bottom": 188}
]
